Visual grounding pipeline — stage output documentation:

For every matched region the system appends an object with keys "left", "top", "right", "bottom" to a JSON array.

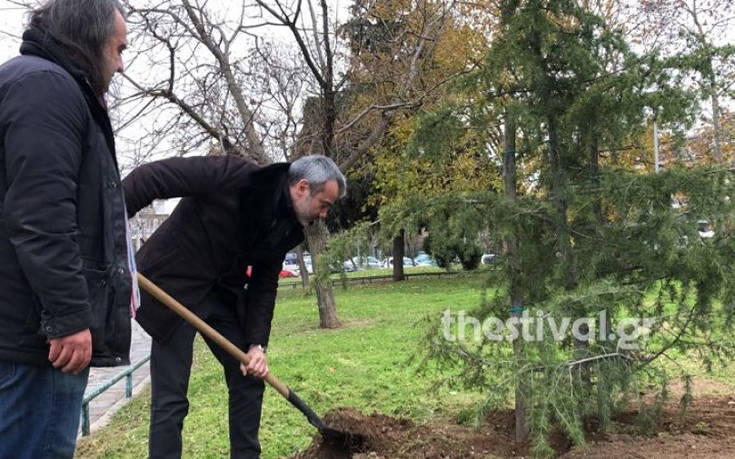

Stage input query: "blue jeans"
[{"left": 0, "top": 361, "right": 89, "bottom": 459}]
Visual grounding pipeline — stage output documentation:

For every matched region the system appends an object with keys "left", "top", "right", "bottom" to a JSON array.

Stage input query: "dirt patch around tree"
[
  {"left": 565, "top": 394, "right": 735, "bottom": 458},
  {"left": 293, "top": 388, "right": 735, "bottom": 458}
]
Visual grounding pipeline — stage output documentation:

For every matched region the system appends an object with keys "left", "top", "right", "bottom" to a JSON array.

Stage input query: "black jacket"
[
  {"left": 123, "top": 156, "right": 304, "bottom": 345},
  {"left": 0, "top": 29, "right": 132, "bottom": 367}
]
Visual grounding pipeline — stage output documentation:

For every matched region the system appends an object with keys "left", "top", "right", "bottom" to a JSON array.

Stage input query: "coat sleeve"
[
  {"left": 2, "top": 71, "right": 92, "bottom": 338},
  {"left": 122, "top": 155, "right": 257, "bottom": 218},
  {"left": 243, "top": 256, "right": 282, "bottom": 347}
]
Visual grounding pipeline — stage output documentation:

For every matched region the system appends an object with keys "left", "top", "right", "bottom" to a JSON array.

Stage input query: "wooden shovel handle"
[{"left": 136, "top": 273, "right": 290, "bottom": 399}]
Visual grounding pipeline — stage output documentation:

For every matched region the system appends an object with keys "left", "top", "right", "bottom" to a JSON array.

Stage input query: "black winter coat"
[
  {"left": 123, "top": 156, "right": 304, "bottom": 345},
  {"left": 0, "top": 30, "right": 132, "bottom": 367}
]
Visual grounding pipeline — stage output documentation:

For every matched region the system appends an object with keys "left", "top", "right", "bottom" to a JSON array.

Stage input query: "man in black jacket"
[
  {"left": 123, "top": 154, "right": 346, "bottom": 458},
  {"left": 0, "top": 0, "right": 133, "bottom": 457}
]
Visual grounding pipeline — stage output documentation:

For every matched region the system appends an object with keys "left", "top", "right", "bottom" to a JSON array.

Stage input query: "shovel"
[{"left": 136, "top": 273, "right": 360, "bottom": 446}]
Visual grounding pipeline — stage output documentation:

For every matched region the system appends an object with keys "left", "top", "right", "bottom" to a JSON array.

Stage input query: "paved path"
[{"left": 79, "top": 320, "right": 151, "bottom": 435}]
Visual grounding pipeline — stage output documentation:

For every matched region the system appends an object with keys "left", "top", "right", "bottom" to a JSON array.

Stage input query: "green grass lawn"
[
  {"left": 75, "top": 272, "right": 735, "bottom": 458},
  {"left": 76, "top": 273, "right": 489, "bottom": 458}
]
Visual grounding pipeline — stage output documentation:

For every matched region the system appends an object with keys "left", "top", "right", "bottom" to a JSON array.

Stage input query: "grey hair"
[
  {"left": 29, "top": 0, "right": 125, "bottom": 96},
  {"left": 288, "top": 155, "right": 347, "bottom": 198}
]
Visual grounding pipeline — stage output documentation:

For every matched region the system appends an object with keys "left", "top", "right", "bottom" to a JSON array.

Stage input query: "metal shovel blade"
[{"left": 286, "top": 388, "right": 365, "bottom": 447}]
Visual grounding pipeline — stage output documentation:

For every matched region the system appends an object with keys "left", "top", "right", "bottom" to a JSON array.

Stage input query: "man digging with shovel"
[{"left": 123, "top": 154, "right": 345, "bottom": 459}]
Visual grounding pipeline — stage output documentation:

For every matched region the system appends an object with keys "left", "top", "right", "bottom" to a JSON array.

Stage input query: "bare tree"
[
  {"left": 247, "top": 0, "right": 348, "bottom": 328},
  {"left": 117, "top": 0, "right": 470, "bottom": 328},
  {"left": 630, "top": 0, "right": 735, "bottom": 163},
  {"left": 119, "top": 0, "right": 352, "bottom": 327},
  {"left": 119, "top": 0, "right": 273, "bottom": 164},
  {"left": 247, "top": 41, "right": 309, "bottom": 162}
]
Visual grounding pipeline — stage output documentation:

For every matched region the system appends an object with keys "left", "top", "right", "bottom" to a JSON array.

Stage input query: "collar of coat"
[
  {"left": 258, "top": 162, "right": 298, "bottom": 225},
  {"left": 19, "top": 26, "right": 118, "bottom": 162},
  {"left": 237, "top": 162, "right": 303, "bottom": 251}
]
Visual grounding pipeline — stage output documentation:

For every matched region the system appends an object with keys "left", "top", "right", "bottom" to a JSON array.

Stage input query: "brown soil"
[
  {"left": 293, "top": 392, "right": 735, "bottom": 458},
  {"left": 565, "top": 394, "right": 735, "bottom": 458}
]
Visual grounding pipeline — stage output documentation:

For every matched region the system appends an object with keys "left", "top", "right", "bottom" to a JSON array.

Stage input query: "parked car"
[
  {"left": 282, "top": 256, "right": 300, "bottom": 274},
  {"left": 347, "top": 256, "right": 382, "bottom": 270},
  {"left": 382, "top": 256, "right": 416, "bottom": 268},
  {"left": 302, "top": 254, "right": 313, "bottom": 274},
  {"left": 481, "top": 253, "right": 500, "bottom": 264},
  {"left": 413, "top": 253, "right": 437, "bottom": 266},
  {"left": 678, "top": 219, "right": 716, "bottom": 248},
  {"left": 279, "top": 269, "right": 298, "bottom": 278},
  {"left": 250, "top": 266, "right": 298, "bottom": 278},
  {"left": 328, "top": 260, "right": 356, "bottom": 273},
  {"left": 697, "top": 219, "right": 714, "bottom": 239},
  {"left": 342, "top": 260, "right": 360, "bottom": 272},
  {"left": 285, "top": 252, "right": 313, "bottom": 274}
]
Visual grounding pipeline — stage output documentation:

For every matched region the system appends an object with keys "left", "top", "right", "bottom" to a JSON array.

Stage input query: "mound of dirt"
[
  {"left": 293, "top": 395, "right": 735, "bottom": 459},
  {"left": 293, "top": 407, "right": 556, "bottom": 458},
  {"left": 564, "top": 395, "right": 735, "bottom": 458}
]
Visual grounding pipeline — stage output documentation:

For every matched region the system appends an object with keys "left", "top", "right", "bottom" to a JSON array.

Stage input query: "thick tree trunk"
[
  {"left": 303, "top": 0, "right": 341, "bottom": 328},
  {"left": 296, "top": 244, "right": 309, "bottom": 291},
  {"left": 392, "top": 229, "right": 406, "bottom": 281},
  {"left": 304, "top": 222, "right": 341, "bottom": 328},
  {"left": 503, "top": 112, "right": 528, "bottom": 442}
]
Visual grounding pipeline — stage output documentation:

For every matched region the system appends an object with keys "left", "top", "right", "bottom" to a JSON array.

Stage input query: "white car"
[
  {"left": 697, "top": 220, "right": 714, "bottom": 239},
  {"left": 303, "top": 254, "right": 313, "bottom": 274},
  {"left": 348, "top": 256, "right": 382, "bottom": 269},
  {"left": 382, "top": 256, "right": 416, "bottom": 268},
  {"left": 283, "top": 253, "right": 313, "bottom": 274},
  {"left": 481, "top": 253, "right": 500, "bottom": 264}
]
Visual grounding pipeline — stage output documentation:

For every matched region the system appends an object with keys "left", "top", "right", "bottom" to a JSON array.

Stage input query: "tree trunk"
[
  {"left": 548, "top": 116, "right": 587, "bottom": 383},
  {"left": 590, "top": 138, "right": 603, "bottom": 225},
  {"left": 547, "top": 117, "right": 577, "bottom": 290},
  {"left": 303, "top": 0, "right": 340, "bottom": 327},
  {"left": 711, "top": 90, "right": 723, "bottom": 163},
  {"left": 503, "top": 111, "right": 528, "bottom": 442},
  {"left": 392, "top": 229, "right": 406, "bottom": 281},
  {"left": 320, "top": 0, "right": 336, "bottom": 157},
  {"left": 322, "top": 85, "right": 337, "bottom": 156},
  {"left": 304, "top": 222, "right": 341, "bottom": 328},
  {"left": 296, "top": 244, "right": 309, "bottom": 291}
]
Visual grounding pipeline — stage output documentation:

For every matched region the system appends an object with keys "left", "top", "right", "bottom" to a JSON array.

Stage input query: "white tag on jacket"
[{"left": 124, "top": 212, "right": 141, "bottom": 318}]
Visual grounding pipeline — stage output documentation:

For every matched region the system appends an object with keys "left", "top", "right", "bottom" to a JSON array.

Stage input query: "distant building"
[{"left": 129, "top": 199, "right": 178, "bottom": 251}]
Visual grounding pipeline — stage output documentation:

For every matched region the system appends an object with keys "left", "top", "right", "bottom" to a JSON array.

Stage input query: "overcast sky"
[
  {"left": 0, "top": 0, "right": 731, "bottom": 170},
  {"left": 0, "top": 2, "right": 26, "bottom": 62},
  {"left": 0, "top": 0, "right": 352, "bottom": 173}
]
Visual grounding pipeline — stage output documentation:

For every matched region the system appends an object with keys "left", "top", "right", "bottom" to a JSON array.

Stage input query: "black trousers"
[{"left": 148, "top": 292, "right": 265, "bottom": 459}]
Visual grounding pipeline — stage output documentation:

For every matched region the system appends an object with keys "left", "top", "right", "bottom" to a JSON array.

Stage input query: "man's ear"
[{"left": 297, "top": 179, "right": 310, "bottom": 196}]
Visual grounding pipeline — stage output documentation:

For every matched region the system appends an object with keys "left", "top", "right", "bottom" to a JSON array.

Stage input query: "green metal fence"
[
  {"left": 80, "top": 354, "right": 150, "bottom": 436},
  {"left": 282, "top": 270, "right": 462, "bottom": 288}
]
